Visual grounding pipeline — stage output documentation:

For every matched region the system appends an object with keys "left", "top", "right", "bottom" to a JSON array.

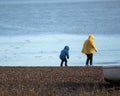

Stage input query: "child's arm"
[{"left": 65, "top": 51, "right": 69, "bottom": 59}]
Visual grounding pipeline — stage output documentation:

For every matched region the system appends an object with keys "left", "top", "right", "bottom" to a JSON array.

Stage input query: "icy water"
[{"left": 0, "top": 1, "right": 120, "bottom": 66}]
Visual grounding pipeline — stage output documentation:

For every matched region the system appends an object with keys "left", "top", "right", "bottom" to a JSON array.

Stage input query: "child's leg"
[
  {"left": 65, "top": 58, "right": 67, "bottom": 66},
  {"left": 60, "top": 59, "right": 64, "bottom": 67},
  {"left": 90, "top": 54, "right": 93, "bottom": 65},
  {"left": 86, "top": 54, "right": 89, "bottom": 66}
]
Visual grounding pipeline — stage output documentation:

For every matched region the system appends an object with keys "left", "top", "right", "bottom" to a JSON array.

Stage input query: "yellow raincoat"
[{"left": 82, "top": 34, "right": 98, "bottom": 54}]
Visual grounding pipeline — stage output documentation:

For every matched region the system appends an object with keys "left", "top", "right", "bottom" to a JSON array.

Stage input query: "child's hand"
[{"left": 95, "top": 49, "right": 98, "bottom": 52}]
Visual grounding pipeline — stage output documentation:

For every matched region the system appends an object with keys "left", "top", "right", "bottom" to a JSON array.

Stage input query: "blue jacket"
[{"left": 60, "top": 46, "right": 69, "bottom": 59}]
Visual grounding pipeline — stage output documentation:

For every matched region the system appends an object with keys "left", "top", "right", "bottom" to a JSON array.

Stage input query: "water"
[{"left": 0, "top": 1, "right": 120, "bottom": 66}]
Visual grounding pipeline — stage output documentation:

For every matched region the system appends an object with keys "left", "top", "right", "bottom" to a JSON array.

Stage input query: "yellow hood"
[{"left": 88, "top": 34, "right": 94, "bottom": 41}]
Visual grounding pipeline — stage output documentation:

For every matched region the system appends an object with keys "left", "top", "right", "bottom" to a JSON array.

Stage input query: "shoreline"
[{"left": 0, "top": 66, "right": 103, "bottom": 67}]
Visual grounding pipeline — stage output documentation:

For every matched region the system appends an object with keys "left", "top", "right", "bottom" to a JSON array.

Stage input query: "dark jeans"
[
  {"left": 86, "top": 54, "right": 93, "bottom": 66},
  {"left": 60, "top": 58, "right": 67, "bottom": 67}
]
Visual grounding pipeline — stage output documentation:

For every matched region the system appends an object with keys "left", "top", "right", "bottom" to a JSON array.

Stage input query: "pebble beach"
[{"left": 0, "top": 66, "right": 119, "bottom": 95}]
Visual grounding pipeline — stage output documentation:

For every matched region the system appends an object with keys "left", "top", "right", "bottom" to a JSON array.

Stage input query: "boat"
[{"left": 103, "top": 66, "right": 120, "bottom": 84}]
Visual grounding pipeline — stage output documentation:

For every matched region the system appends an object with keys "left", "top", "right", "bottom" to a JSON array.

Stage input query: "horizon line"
[{"left": 0, "top": 0, "right": 118, "bottom": 4}]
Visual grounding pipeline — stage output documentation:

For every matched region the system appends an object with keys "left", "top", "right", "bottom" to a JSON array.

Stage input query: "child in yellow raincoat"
[{"left": 82, "top": 34, "right": 98, "bottom": 66}]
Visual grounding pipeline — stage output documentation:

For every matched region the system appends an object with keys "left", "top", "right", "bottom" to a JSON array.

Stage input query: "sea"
[{"left": 0, "top": 1, "right": 120, "bottom": 66}]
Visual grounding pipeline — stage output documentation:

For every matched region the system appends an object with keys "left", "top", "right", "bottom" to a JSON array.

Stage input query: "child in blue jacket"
[{"left": 59, "top": 46, "right": 69, "bottom": 67}]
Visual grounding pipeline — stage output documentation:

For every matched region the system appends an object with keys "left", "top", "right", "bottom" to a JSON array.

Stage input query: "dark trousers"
[
  {"left": 60, "top": 58, "right": 67, "bottom": 67},
  {"left": 86, "top": 54, "right": 93, "bottom": 66}
]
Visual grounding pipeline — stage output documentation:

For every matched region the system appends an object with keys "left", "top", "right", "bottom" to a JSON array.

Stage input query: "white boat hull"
[{"left": 103, "top": 66, "right": 120, "bottom": 84}]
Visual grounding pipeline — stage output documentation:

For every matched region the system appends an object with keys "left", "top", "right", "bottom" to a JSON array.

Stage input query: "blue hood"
[{"left": 64, "top": 46, "right": 69, "bottom": 51}]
